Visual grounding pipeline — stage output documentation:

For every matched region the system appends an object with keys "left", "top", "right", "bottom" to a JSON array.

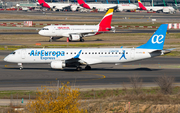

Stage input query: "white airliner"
[
  {"left": 38, "top": 9, "right": 115, "bottom": 42},
  {"left": 138, "top": 0, "right": 175, "bottom": 14},
  {"left": 77, "top": 0, "right": 137, "bottom": 12},
  {"left": 4, "top": 24, "right": 173, "bottom": 71},
  {"left": 37, "top": 0, "right": 78, "bottom": 11}
]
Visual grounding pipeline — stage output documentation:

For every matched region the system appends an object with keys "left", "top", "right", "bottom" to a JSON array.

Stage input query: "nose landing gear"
[{"left": 18, "top": 63, "right": 23, "bottom": 70}]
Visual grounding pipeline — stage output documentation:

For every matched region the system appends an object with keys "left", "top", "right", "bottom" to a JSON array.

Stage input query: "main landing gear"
[
  {"left": 85, "top": 65, "right": 91, "bottom": 70},
  {"left": 80, "top": 37, "right": 84, "bottom": 42},
  {"left": 76, "top": 66, "right": 82, "bottom": 71},
  {"left": 76, "top": 65, "right": 91, "bottom": 71},
  {"left": 18, "top": 63, "right": 23, "bottom": 70},
  {"left": 49, "top": 37, "right": 54, "bottom": 42}
]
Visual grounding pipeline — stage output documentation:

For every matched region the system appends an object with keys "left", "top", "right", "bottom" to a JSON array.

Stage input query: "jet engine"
[
  {"left": 51, "top": 61, "right": 66, "bottom": 69},
  {"left": 69, "top": 34, "right": 81, "bottom": 41},
  {"left": 70, "top": 5, "right": 77, "bottom": 11}
]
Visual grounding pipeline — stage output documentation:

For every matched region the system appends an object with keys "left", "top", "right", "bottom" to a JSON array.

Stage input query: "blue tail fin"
[{"left": 137, "top": 24, "right": 168, "bottom": 50}]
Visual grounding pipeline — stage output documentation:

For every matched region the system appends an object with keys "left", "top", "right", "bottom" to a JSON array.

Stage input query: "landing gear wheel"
[
  {"left": 76, "top": 67, "right": 82, "bottom": 71},
  {"left": 49, "top": 39, "right": 52, "bottom": 42},
  {"left": 20, "top": 67, "right": 23, "bottom": 70},
  {"left": 80, "top": 38, "right": 84, "bottom": 42},
  {"left": 85, "top": 65, "right": 91, "bottom": 70},
  {"left": 49, "top": 37, "right": 53, "bottom": 42}
]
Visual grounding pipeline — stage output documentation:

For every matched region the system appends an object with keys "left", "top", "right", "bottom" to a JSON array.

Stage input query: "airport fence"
[{"left": 1, "top": 22, "right": 180, "bottom": 29}]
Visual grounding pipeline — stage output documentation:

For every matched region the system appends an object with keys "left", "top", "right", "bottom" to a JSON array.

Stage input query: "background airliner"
[
  {"left": 77, "top": 0, "right": 137, "bottom": 12},
  {"left": 37, "top": 0, "right": 79, "bottom": 11},
  {"left": 138, "top": 0, "right": 175, "bottom": 14},
  {"left": 38, "top": 9, "right": 115, "bottom": 42},
  {"left": 4, "top": 24, "right": 173, "bottom": 71}
]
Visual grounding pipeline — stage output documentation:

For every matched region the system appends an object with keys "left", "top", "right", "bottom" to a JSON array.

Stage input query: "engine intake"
[
  {"left": 51, "top": 61, "right": 66, "bottom": 69},
  {"left": 69, "top": 34, "right": 80, "bottom": 41}
]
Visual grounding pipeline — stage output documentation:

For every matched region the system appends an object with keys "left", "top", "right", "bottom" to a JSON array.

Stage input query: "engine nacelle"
[
  {"left": 71, "top": 5, "right": 77, "bottom": 11},
  {"left": 117, "top": 7, "right": 123, "bottom": 12},
  {"left": 51, "top": 61, "right": 66, "bottom": 69},
  {"left": 69, "top": 34, "right": 80, "bottom": 41}
]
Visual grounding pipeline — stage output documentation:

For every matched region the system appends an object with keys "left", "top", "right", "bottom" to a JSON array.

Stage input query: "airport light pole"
[{"left": 163, "top": 0, "right": 166, "bottom": 6}]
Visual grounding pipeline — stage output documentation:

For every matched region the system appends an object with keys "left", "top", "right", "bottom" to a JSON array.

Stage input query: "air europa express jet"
[
  {"left": 38, "top": 9, "right": 115, "bottom": 42},
  {"left": 4, "top": 24, "right": 173, "bottom": 71}
]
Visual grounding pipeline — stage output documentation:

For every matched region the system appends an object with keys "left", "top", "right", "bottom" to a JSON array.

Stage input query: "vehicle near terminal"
[
  {"left": 4, "top": 24, "right": 173, "bottom": 71},
  {"left": 138, "top": 0, "right": 175, "bottom": 14},
  {"left": 37, "top": 0, "right": 78, "bottom": 11},
  {"left": 77, "top": 0, "right": 137, "bottom": 12},
  {"left": 38, "top": 9, "right": 115, "bottom": 42}
]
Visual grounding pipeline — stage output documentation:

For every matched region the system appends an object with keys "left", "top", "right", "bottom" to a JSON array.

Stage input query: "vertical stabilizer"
[
  {"left": 137, "top": 24, "right": 168, "bottom": 50},
  {"left": 138, "top": 0, "right": 147, "bottom": 10},
  {"left": 38, "top": 0, "right": 50, "bottom": 8},
  {"left": 77, "top": 0, "right": 91, "bottom": 9},
  {"left": 98, "top": 9, "right": 114, "bottom": 31}
]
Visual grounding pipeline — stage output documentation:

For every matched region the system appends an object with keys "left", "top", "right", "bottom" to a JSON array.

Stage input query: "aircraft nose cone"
[
  {"left": 4, "top": 56, "right": 8, "bottom": 62},
  {"left": 38, "top": 30, "right": 42, "bottom": 35}
]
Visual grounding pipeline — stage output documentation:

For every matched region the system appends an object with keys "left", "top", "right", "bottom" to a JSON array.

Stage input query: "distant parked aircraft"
[
  {"left": 77, "top": 0, "right": 137, "bottom": 12},
  {"left": 38, "top": 9, "right": 115, "bottom": 42},
  {"left": 4, "top": 24, "right": 173, "bottom": 71},
  {"left": 37, "top": 0, "right": 78, "bottom": 11},
  {"left": 138, "top": 0, "right": 175, "bottom": 14}
]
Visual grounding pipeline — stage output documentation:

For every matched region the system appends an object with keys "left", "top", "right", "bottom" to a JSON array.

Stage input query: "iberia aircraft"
[
  {"left": 138, "top": 0, "right": 175, "bottom": 14},
  {"left": 77, "top": 0, "right": 137, "bottom": 12},
  {"left": 38, "top": 9, "right": 115, "bottom": 42},
  {"left": 4, "top": 24, "right": 173, "bottom": 71},
  {"left": 37, "top": 0, "right": 78, "bottom": 11}
]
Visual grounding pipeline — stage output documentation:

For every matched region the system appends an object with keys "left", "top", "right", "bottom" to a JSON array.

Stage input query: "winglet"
[
  {"left": 74, "top": 50, "right": 82, "bottom": 58},
  {"left": 137, "top": 24, "right": 168, "bottom": 50}
]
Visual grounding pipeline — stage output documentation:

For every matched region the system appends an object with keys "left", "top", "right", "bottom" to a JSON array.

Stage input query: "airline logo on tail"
[
  {"left": 138, "top": 0, "right": 147, "bottom": 10},
  {"left": 137, "top": 24, "right": 168, "bottom": 50},
  {"left": 98, "top": 9, "right": 114, "bottom": 32},
  {"left": 151, "top": 35, "right": 164, "bottom": 44},
  {"left": 77, "top": 0, "right": 90, "bottom": 9},
  {"left": 38, "top": 0, "right": 50, "bottom": 8}
]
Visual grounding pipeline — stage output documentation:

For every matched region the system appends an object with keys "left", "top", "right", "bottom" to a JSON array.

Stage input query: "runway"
[{"left": 1, "top": 50, "right": 180, "bottom": 90}]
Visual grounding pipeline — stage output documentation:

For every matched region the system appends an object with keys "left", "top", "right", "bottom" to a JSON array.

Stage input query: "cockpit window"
[
  {"left": 41, "top": 28, "right": 49, "bottom": 30},
  {"left": 10, "top": 52, "right": 16, "bottom": 54}
]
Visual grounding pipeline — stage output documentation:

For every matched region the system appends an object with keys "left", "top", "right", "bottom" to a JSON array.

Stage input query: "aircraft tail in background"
[
  {"left": 38, "top": 0, "right": 50, "bottom": 8},
  {"left": 137, "top": 24, "right": 168, "bottom": 50},
  {"left": 77, "top": 0, "right": 91, "bottom": 9},
  {"left": 138, "top": 0, "right": 147, "bottom": 10},
  {"left": 98, "top": 9, "right": 114, "bottom": 32}
]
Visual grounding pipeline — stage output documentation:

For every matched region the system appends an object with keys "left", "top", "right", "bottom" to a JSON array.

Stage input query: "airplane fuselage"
[
  {"left": 38, "top": 25, "right": 99, "bottom": 37},
  {"left": 4, "top": 48, "right": 160, "bottom": 64}
]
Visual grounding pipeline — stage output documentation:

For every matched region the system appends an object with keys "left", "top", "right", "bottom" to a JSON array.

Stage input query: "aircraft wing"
[
  {"left": 62, "top": 31, "right": 97, "bottom": 37},
  {"left": 64, "top": 50, "right": 102, "bottom": 65}
]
